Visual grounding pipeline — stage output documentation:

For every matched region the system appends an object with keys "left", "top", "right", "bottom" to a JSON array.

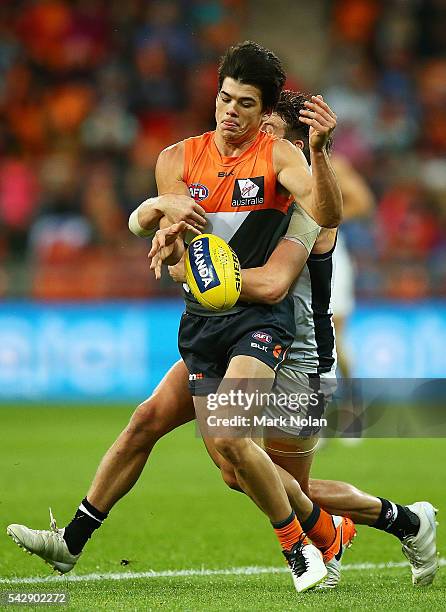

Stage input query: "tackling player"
[
  {"left": 205, "top": 90, "right": 438, "bottom": 588},
  {"left": 162, "top": 90, "right": 438, "bottom": 589}
]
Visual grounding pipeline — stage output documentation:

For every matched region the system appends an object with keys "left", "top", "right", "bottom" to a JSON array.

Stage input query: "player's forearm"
[
  {"left": 240, "top": 269, "right": 288, "bottom": 305},
  {"left": 310, "top": 150, "right": 343, "bottom": 228},
  {"left": 128, "top": 196, "right": 171, "bottom": 237}
]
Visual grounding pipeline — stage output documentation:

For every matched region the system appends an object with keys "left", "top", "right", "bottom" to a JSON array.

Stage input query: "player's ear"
[
  {"left": 294, "top": 139, "right": 305, "bottom": 151},
  {"left": 262, "top": 109, "right": 272, "bottom": 123}
]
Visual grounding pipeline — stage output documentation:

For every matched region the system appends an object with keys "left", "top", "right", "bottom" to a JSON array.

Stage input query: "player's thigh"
[
  {"left": 226, "top": 354, "right": 275, "bottom": 380},
  {"left": 264, "top": 431, "right": 318, "bottom": 495},
  {"left": 134, "top": 360, "right": 194, "bottom": 435},
  {"left": 261, "top": 366, "right": 326, "bottom": 493},
  {"left": 220, "top": 354, "right": 275, "bottom": 412},
  {"left": 194, "top": 355, "right": 274, "bottom": 440}
]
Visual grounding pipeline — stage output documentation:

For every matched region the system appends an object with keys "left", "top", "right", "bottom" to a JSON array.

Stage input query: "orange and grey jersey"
[{"left": 182, "top": 130, "right": 293, "bottom": 316}]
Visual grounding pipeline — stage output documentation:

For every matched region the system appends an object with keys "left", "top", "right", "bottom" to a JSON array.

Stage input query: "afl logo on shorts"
[
  {"left": 189, "top": 183, "right": 209, "bottom": 202},
  {"left": 252, "top": 332, "right": 272, "bottom": 343}
]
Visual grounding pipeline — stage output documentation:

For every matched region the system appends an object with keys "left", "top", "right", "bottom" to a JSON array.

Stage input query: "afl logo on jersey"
[
  {"left": 231, "top": 176, "right": 264, "bottom": 207},
  {"left": 189, "top": 183, "right": 209, "bottom": 202}
]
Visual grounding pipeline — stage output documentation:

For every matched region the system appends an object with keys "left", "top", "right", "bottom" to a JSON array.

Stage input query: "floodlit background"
[{"left": 1, "top": 0, "right": 445, "bottom": 400}]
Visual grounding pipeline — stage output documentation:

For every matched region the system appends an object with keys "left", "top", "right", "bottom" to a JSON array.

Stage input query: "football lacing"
[{"left": 284, "top": 535, "right": 309, "bottom": 578}]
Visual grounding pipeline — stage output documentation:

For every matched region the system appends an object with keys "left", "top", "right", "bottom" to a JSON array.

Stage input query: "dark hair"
[
  {"left": 276, "top": 90, "right": 333, "bottom": 163},
  {"left": 218, "top": 41, "right": 286, "bottom": 111}
]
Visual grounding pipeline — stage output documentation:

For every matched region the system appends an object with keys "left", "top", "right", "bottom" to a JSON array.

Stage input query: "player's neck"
[{"left": 213, "top": 131, "right": 259, "bottom": 158}]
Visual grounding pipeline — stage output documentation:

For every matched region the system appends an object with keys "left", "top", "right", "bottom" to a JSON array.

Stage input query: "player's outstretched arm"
[
  {"left": 239, "top": 239, "right": 307, "bottom": 304},
  {"left": 274, "top": 96, "right": 342, "bottom": 229},
  {"left": 300, "top": 95, "right": 343, "bottom": 228},
  {"left": 128, "top": 143, "right": 206, "bottom": 237},
  {"left": 166, "top": 233, "right": 309, "bottom": 302},
  {"left": 129, "top": 194, "right": 206, "bottom": 237},
  {"left": 165, "top": 207, "right": 320, "bottom": 301}
]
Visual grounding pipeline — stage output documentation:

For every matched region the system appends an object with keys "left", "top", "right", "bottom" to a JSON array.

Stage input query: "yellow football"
[{"left": 185, "top": 234, "right": 242, "bottom": 311}]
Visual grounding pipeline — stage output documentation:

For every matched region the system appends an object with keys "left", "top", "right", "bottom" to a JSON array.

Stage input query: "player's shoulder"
[
  {"left": 158, "top": 140, "right": 185, "bottom": 163},
  {"left": 158, "top": 132, "right": 214, "bottom": 163},
  {"left": 182, "top": 131, "right": 215, "bottom": 156},
  {"left": 184, "top": 131, "right": 215, "bottom": 145},
  {"left": 155, "top": 141, "right": 186, "bottom": 180}
]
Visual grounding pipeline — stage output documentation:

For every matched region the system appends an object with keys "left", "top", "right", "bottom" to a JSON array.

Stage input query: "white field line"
[{"left": 1, "top": 559, "right": 445, "bottom": 585}]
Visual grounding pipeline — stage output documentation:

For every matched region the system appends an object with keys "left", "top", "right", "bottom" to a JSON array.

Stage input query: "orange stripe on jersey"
[{"left": 183, "top": 131, "right": 291, "bottom": 214}]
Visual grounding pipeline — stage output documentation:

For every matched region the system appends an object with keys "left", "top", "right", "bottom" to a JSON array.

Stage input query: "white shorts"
[
  {"left": 332, "top": 233, "right": 355, "bottom": 318},
  {"left": 261, "top": 365, "right": 337, "bottom": 437}
]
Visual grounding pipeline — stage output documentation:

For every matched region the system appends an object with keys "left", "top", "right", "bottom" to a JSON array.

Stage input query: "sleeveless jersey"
[{"left": 183, "top": 130, "right": 293, "bottom": 316}]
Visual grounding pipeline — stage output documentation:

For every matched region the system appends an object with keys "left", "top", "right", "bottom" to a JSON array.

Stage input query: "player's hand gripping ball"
[{"left": 185, "top": 234, "right": 242, "bottom": 311}]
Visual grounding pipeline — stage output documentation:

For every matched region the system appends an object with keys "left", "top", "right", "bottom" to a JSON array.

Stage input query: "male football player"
[
  {"left": 206, "top": 90, "right": 438, "bottom": 588},
  {"left": 145, "top": 40, "right": 346, "bottom": 592}
]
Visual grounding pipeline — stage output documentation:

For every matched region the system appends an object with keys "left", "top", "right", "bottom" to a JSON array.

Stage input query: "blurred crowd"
[
  {"left": 0, "top": 0, "right": 445, "bottom": 299},
  {"left": 325, "top": 0, "right": 446, "bottom": 299}
]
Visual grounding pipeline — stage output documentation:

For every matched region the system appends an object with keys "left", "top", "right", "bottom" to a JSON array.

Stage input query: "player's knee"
[
  {"left": 299, "top": 478, "right": 310, "bottom": 497},
  {"left": 308, "top": 480, "right": 321, "bottom": 504},
  {"left": 125, "top": 398, "right": 167, "bottom": 447},
  {"left": 213, "top": 437, "right": 247, "bottom": 466}
]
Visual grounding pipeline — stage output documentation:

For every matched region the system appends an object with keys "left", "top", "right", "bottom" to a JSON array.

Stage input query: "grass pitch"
[{"left": 0, "top": 406, "right": 445, "bottom": 610}]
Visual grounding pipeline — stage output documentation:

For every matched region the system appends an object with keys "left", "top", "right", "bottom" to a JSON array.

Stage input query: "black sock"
[
  {"left": 301, "top": 503, "right": 320, "bottom": 533},
  {"left": 63, "top": 498, "right": 108, "bottom": 555},
  {"left": 371, "top": 498, "right": 420, "bottom": 540},
  {"left": 271, "top": 510, "right": 295, "bottom": 530}
]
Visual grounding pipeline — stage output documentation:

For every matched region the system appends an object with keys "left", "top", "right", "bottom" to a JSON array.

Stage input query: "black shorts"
[{"left": 178, "top": 298, "right": 296, "bottom": 396}]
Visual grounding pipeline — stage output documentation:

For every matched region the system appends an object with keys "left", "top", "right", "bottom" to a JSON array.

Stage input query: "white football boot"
[
  {"left": 283, "top": 538, "right": 327, "bottom": 593},
  {"left": 401, "top": 501, "right": 439, "bottom": 586},
  {"left": 318, "top": 515, "right": 357, "bottom": 589},
  {"left": 7, "top": 509, "right": 80, "bottom": 574}
]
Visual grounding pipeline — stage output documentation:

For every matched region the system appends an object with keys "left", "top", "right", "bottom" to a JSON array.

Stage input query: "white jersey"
[{"left": 331, "top": 230, "right": 355, "bottom": 318}]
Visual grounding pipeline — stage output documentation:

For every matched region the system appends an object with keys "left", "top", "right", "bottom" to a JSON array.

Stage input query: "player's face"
[
  {"left": 216, "top": 77, "right": 267, "bottom": 143},
  {"left": 262, "top": 114, "right": 287, "bottom": 138},
  {"left": 262, "top": 113, "right": 306, "bottom": 156}
]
